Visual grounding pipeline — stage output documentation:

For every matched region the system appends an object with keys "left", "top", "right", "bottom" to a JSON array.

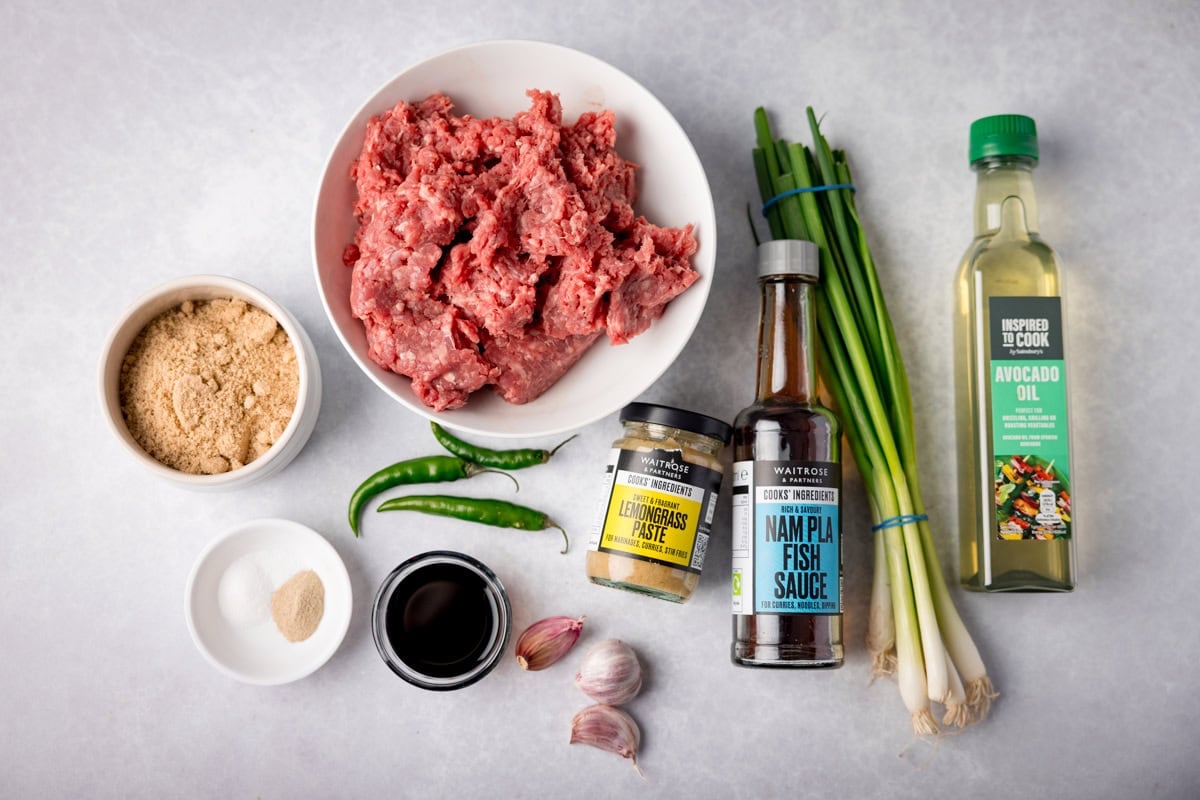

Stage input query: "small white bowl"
[
  {"left": 185, "top": 518, "right": 352, "bottom": 686},
  {"left": 313, "top": 40, "right": 716, "bottom": 438},
  {"left": 98, "top": 275, "right": 322, "bottom": 490}
]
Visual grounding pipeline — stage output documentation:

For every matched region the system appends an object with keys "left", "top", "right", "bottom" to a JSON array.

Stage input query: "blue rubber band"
[
  {"left": 761, "top": 183, "right": 856, "bottom": 217},
  {"left": 871, "top": 513, "right": 929, "bottom": 532}
]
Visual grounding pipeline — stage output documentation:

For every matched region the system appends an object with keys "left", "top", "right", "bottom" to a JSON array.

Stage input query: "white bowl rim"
[
  {"left": 311, "top": 39, "right": 717, "bottom": 439},
  {"left": 97, "top": 274, "right": 316, "bottom": 487},
  {"left": 183, "top": 517, "right": 353, "bottom": 686}
]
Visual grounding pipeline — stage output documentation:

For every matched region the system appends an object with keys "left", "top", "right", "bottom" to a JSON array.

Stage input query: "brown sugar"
[{"left": 119, "top": 298, "right": 298, "bottom": 474}]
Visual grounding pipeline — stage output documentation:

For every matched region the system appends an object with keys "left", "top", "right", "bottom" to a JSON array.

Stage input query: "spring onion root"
[
  {"left": 866, "top": 529, "right": 897, "bottom": 678},
  {"left": 942, "top": 650, "right": 970, "bottom": 729},
  {"left": 752, "top": 106, "right": 996, "bottom": 736},
  {"left": 966, "top": 675, "right": 999, "bottom": 722}
]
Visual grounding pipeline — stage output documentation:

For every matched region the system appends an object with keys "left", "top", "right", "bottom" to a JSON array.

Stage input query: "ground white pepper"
[
  {"left": 119, "top": 298, "right": 298, "bottom": 474},
  {"left": 271, "top": 569, "right": 325, "bottom": 643}
]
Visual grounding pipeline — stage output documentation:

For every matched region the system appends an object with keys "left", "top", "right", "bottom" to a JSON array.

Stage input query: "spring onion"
[{"left": 752, "top": 107, "right": 997, "bottom": 735}]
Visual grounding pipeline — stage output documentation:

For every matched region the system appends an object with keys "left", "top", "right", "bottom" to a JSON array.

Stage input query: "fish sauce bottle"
[
  {"left": 731, "top": 240, "right": 843, "bottom": 667},
  {"left": 954, "top": 114, "right": 1077, "bottom": 592}
]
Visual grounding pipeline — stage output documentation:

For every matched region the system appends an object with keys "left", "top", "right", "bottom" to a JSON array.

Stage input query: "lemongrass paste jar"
[{"left": 585, "top": 402, "right": 731, "bottom": 602}]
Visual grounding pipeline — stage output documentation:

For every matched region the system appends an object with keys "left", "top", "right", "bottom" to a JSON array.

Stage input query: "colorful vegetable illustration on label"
[{"left": 993, "top": 454, "right": 1070, "bottom": 540}]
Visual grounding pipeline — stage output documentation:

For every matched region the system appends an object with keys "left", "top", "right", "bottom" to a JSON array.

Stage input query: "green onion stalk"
[{"left": 752, "top": 107, "right": 997, "bottom": 735}]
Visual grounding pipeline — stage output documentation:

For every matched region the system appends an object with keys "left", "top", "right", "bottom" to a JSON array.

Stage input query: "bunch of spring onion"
[{"left": 752, "top": 107, "right": 996, "bottom": 735}]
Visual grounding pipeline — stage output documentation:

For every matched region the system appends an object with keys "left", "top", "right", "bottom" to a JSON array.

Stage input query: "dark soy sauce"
[{"left": 384, "top": 562, "right": 496, "bottom": 678}]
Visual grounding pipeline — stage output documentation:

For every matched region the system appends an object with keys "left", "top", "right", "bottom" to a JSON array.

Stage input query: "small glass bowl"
[{"left": 371, "top": 551, "right": 511, "bottom": 691}]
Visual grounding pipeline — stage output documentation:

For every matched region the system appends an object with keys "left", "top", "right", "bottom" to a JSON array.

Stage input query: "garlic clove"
[
  {"left": 574, "top": 638, "right": 643, "bottom": 705},
  {"left": 569, "top": 704, "right": 643, "bottom": 776},
  {"left": 515, "top": 615, "right": 586, "bottom": 671}
]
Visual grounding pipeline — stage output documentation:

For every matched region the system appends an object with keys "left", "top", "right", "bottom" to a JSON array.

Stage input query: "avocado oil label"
[
  {"left": 731, "top": 460, "right": 841, "bottom": 614},
  {"left": 588, "top": 448, "right": 722, "bottom": 574},
  {"left": 989, "top": 296, "right": 1073, "bottom": 541}
]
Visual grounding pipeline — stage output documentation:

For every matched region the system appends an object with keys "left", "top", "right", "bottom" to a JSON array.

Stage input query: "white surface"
[
  {"left": 2, "top": 1, "right": 1198, "bottom": 798},
  {"left": 313, "top": 40, "right": 717, "bottom": 437},
  {"left": 186, "top": 518, "right": 353, "bottom": 685},
  {"left": 97, "top": 274, "right": 322, "bottom": 489}
]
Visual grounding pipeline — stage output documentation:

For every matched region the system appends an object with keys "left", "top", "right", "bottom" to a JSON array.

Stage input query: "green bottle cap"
[{"left": 969, "top": 114, "right": 1038, "bottom": 163}]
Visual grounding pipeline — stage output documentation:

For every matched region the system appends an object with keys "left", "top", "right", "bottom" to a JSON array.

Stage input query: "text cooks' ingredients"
[{"left": 345, "top": 90, "right": 699, "bottom": 410}]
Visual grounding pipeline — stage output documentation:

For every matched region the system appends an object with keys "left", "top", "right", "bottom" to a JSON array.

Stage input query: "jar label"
[
  {"left": 988, "top": 296, "right": 1072, "bottom": 541},
  {"left": 587, "top": 448, "right": 722, "bottom": 575},
  {"left": 730, "top": 460, "right": 841, "bottom": 615}
]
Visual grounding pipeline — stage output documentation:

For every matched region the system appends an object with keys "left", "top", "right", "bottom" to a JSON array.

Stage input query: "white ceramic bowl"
[
  {"left": 185, "top": 518, "right": 353, "bottom": 686},
  {"left": 98, "top": 275, "right": 322, "bottom": 490},
  {"left": 312, "top": 40, "right": 716, "bottom": 438}
]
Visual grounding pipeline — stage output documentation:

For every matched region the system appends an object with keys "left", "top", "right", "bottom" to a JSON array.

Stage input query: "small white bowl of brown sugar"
[{"left": 99, "top": 275, "right": 322, "bottom": 490}]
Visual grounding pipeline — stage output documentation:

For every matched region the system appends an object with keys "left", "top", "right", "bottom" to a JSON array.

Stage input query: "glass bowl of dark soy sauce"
[{"left": 372, "top": 551, "right": 511, "bottom": 690}]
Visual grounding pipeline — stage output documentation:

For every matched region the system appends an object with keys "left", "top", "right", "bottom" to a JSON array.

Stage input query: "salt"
[{"left": 217, "top": 554, "right": 275, "bottom": 628}]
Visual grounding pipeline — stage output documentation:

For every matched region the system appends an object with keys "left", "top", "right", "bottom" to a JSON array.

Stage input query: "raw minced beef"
[{"left": 346, "top": 90, "right": 698, "bottom": 410}]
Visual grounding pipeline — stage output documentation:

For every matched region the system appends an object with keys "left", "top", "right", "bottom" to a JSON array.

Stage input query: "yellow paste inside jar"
[{"left": 586, "top": 419, "right": 726, "bottom": 603}]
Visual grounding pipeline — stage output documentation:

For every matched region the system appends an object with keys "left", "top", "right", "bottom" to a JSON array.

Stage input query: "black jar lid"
[{"left": 620, "top": 402, "right": 732, "bottom": 444}]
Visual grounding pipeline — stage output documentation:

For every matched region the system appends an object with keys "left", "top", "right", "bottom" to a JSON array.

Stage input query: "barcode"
[{"left": 691, "top": 532, "right": 709, "bottom": 570}]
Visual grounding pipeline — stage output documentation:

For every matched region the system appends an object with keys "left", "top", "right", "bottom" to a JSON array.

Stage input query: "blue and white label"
[{"left": 731, "top": 460, "right": 842, "bottom": 615}]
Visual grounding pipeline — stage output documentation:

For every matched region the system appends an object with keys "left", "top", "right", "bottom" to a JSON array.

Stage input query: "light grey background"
[{"left": 2, "top": 1, "right": 1197, "bottom": 798}]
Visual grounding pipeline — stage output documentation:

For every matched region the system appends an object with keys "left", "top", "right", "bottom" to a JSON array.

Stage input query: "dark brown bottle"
[{"left": 731, "top": 240, "right": 843, "bottom": 668}]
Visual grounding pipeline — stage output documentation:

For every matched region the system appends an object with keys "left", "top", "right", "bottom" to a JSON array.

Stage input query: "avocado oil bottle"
[{"left": 954, "top": 114, "right": 1076, "bottom": 592}]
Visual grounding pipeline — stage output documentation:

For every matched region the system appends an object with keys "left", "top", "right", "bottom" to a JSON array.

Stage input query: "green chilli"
[
  {"left": 431, "top": 422, "right": 576, "bottom": 470},
  {"left": 376, "top": 494, "right": 568, "bottom": 554},
  {"left": 348, "top": 456, "right": 516, "bottom": 537}
]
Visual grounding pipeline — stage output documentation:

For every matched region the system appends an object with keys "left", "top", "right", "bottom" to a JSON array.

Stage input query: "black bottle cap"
[{"left": 620, "top": 402, "right": 732, "bottom": 444}]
